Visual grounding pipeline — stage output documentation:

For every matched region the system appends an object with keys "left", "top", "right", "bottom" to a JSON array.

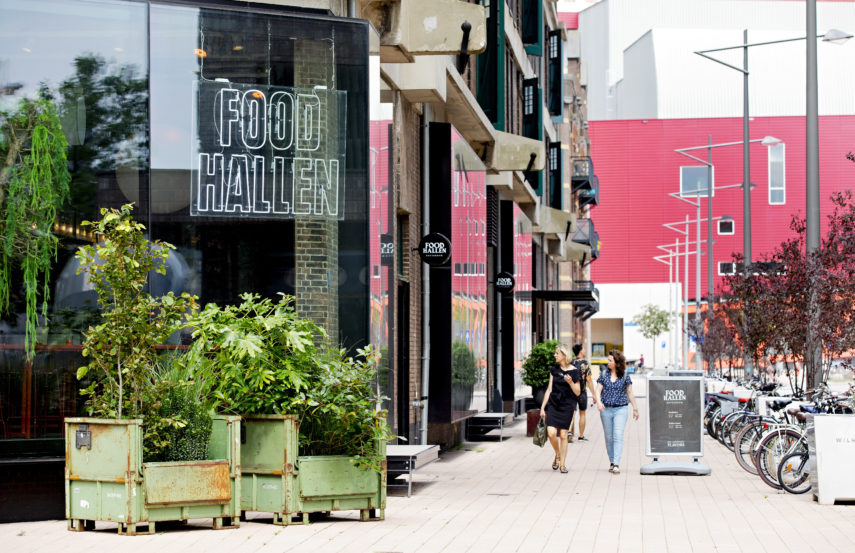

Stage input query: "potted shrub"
[
  {"left": 186, "top": 294, "right": 392, "bottom": 525},
  {"left": 521, "top": 339, "right": 559, "bottom": 405},
  {"left": 452, "top": 340, "right": 478, "bottom": 412},
  {"left": 65, "top": 205, "right": 240, "bottom": 535}
]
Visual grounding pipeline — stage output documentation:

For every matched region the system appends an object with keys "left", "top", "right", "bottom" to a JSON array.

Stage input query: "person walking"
[
  {"left": 539, "top": 343, "right": 581, "bottom": 474},
  {"left": 595, "top": 349, "right": 639, "bottom": 474},
  {"left": 568, "top": 344, "right": 598, "bottom": 441}
]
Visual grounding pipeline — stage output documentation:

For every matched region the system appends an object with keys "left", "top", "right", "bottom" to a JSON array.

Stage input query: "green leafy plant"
[
  {"left": 521, "top": 339, "right": 560, "bottom": 388},
  {"left": 144, "top": 356, "right": 214, "bottom": 462},
  {"left": 186, "top": 293, "right": 392, "bottom": 471},
  {"left": 0, "top": 95, "right": 71, "bottom": 360},
  {"left": 75, "top": 204, "right": 198, "bottom": 429},
  {"left": 452, "top": 341, "right": 478, "bottom": 387},
  {"left": 633, "top": 304, "right": 670, "bottom": 369},
  {"left": 294, "top": 346, "right": 392, "bottom": 471}
]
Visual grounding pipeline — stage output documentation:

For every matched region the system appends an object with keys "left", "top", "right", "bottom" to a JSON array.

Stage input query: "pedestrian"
[
  {"left": 568, "top": 344, "right": 598, "bottom": 441},
  {"left": 539, "top": 343, "right": 581, "bottom": 474},
  {"left": 595, "top": 349, "right": 639, "bottom": 474}
]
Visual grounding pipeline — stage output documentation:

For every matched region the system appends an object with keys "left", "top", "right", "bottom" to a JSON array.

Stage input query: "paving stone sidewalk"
[{"left": 4, "top": 386, "right": 855, "bottom": 553}]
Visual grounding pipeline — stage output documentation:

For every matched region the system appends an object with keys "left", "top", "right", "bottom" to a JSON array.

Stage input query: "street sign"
[{"left": 645, "top": 376, "right": 704, "bottom": 457}]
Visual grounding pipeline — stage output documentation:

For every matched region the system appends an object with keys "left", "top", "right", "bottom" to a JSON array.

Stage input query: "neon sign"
[{"left": 192, "top": 81, "right": 347, "bottom": 219}]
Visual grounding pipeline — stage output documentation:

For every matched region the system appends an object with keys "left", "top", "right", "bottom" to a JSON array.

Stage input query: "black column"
[
  {"left": 427, "top": 123, "right": 452, "bottom": 424},
  {"left": 499, "top": 200, "right": 516, "bottom": 404}
]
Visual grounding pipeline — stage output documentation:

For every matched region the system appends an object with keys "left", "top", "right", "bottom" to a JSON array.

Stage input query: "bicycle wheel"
[
  {"left": 754, "top": 428, "right": 805, "bottom": 490},
  {"left": 733, "top": 422, "right": 763, "bottom": 475},
  {"left": 706, "top": 405, "right": 720, "bottom": 436},
  {"left": 718, "top": 411, "right": 741, "bottom": 445},
  {"left": 777, "top": 451, "right": 812, "bottom": 494},
  {"left": 722, "top": 412, "right": 753, "bottom": 451}
]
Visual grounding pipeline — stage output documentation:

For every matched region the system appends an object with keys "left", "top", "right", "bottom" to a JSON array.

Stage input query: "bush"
[
  {"left": 186, "top": 293, "right": 392, "bottom": 471},
  {"left": 521, "top": 339, "right": 559, "bottom": 388},
  {"left": 452, "top": 340, "right": 478, "bottom": 387},
  {"left": 144, "top": 357, "right": 214, "bottom": 463}
]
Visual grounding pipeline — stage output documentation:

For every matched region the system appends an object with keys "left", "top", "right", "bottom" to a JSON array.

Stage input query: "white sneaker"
[{"left": 612, "top": 465, "right": 620, "bottom": 474}]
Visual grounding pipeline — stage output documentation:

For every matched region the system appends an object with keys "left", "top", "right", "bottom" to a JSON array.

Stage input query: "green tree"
[
  {"left": 633, "top": 304, "right": 670, "bottom": 369},
  {"left": 75, "top": 204, "right": 197, "bottom": 421},
  {"left": 0, "top": 96, "right": 71, "bottom": 359}
]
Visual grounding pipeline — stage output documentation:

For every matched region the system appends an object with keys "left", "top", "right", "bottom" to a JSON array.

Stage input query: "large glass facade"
[
  {"left": 513, "top": 205, "right": 533, "bottom": 398},
  {"left": 450, "top": 130, "right": 487, "bottom": 418},
  {"left": 0, "top": 0, "right": 368, "bottom": 471}
]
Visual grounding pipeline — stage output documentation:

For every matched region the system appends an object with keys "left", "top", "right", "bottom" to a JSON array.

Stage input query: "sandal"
[
  {"left": 552, "top": 456, "right": 560, "bottom": 470},
  {"left": 560, "top": 466, "right": 569, "bottom": 474}
]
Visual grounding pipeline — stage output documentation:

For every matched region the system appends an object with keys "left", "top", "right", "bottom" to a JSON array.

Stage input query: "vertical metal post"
[
  {"left": 707, "top": 136, "right": 714, "bottom": 304},
  {"left": 742, "top": 30, "right": 752, "bottom": 269},
  {"left": 695, "top": 194, "right": 702, "bottom": 371},
  {"left": 806, "top": 0, "right": 821, "bottom": 386},
  {"left": 683, "top": 218, "right": 689, "bottom": 369}
]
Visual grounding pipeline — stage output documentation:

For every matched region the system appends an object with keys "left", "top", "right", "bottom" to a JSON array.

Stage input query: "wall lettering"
[{"left": 192, "top": 81, "right": 347, "bottom": 219}]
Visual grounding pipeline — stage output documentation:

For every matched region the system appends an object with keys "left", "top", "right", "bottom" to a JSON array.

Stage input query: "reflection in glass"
[
  {"left": 450, "top": 130, "right": 487, "bottom": 418},
  {"left": 514, "top": 205, "right": 533, "bottom": 398},
  {"left": 0, "top": 0, "right": 148, "bottom": 452}
]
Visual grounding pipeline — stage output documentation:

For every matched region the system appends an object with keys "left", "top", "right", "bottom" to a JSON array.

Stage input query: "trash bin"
[{"left": 526, "top": 409, "right": 541, "bottom": 437}]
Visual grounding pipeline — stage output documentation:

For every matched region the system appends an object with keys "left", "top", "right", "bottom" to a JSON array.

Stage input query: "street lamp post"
[
  {"left": 696, "top": 24, "right": 850, "bottom": 383},
  {"left": 675, "top": 136, "right": 781, "bottom": 302},
  {"left": 694, "top": 28, "right": 851, "bottom": 270},
  {"left": 661, "top": 215, "right": 728, "bottom": 370}
]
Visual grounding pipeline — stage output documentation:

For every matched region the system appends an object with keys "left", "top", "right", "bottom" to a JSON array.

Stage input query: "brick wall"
[
  {"left": 294, "top": 38, "right": 339, "bottom": 341},
  {"left": 392, "top": 93, "right": 423, "bottom": 439}
]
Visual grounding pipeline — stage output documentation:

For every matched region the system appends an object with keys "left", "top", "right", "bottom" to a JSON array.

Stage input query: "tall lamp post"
[
  {"left": 675, "top": 136, "right": 781, "bottom": 305},
  {"left": 694, "top": 27, "right": 851, "bottom": 270}
]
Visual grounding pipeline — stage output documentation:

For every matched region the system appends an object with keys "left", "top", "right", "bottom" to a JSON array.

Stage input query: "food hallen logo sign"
[
  {"left": 495, "top": 271, "right": 515, "bottom": 294},
  {"left": 191, "top": 81, "right": 347, "bottom": 219},
  {"left": 418, "top": 232, "right": 451, "bottom": 266}
]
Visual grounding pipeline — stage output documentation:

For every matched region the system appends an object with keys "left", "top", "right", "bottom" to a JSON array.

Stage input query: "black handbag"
[{"left": 533, "top": 417, "right": 547, "bottom": 447}]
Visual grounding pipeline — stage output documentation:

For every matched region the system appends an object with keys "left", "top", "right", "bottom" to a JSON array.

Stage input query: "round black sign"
[
  {"left": 495, "top": 271, "right": 515, "bottom": 294},
  {"left": 418, "top": 232, "right": 451, "bottom": 266}
]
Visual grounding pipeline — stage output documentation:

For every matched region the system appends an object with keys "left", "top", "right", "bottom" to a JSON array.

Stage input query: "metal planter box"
[
  {"left": 807, "top": 413, "right": 855, "bottom": 505},
  {"left": 65, "top": 416, "right": 241, "bottom": 534},
  {"left": 241, "top": 415, "right": 386, "bottom": 525}
]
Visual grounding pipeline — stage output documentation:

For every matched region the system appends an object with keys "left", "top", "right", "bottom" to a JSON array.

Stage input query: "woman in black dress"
[{"left": 539, "top": 343, "right": 581, "bottom": 473}]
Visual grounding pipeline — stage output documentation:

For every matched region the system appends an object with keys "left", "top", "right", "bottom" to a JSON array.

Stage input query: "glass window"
[
  {"left": 1, "top": 0, "right": 148, "bottom": 455},
  {"left": 718, "top": 262, "right": 736, "bottom": 276},
  {"left": 451, "top": 129, "right": 486, "bottom": 418},
  {"left": 768, "top": 144, "right": 785, "bottom": 205},
  {"left": 680, "top": 165, "right": 713, "bottom": 198},
  {"left": 718, "top": 219, "right": 735, "bottom": 235},
  {"left": 0, "top": 0, "right": 368, "bottom": 460}
]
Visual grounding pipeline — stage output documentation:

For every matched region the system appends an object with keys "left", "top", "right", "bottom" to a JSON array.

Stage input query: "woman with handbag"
[
  {"left": 539, "top": 344, "right": 581, "bottom": 473},
  {"left": 594, "top": 349, "right": 639, "bottom": 475}
]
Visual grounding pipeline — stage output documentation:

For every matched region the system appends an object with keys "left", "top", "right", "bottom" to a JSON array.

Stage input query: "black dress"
[{"left": 545, "top": 364, "right": 579, "bottom": 429}]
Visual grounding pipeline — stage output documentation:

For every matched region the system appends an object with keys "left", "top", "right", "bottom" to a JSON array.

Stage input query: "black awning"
[{"left": 516, "top": 288, "right": 599, "bottom": 303}]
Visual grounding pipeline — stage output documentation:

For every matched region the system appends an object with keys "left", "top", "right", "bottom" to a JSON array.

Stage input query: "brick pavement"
[{"left": 4, "top": 380, "right": 855, "bottom": 553}]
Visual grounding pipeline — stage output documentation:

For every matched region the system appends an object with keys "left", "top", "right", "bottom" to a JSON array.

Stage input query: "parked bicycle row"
[{"left": 703, "top": 378, "right": 854, "bottom": 494}]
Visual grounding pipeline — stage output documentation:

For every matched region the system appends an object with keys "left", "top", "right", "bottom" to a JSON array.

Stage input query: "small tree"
[
  {"left": 75, "top": 204, "right": 197, "bottom": 420},
  {"left": 633, "top": 304, "right": 670, "bottom": 369}
]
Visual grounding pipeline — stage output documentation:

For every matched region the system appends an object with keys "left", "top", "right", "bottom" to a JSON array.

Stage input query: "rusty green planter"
[
  {"left": 64, "top": 416, "right": 241, "bottom": 535},
  {"left": 241, "top": 415, "right": 386, "bottom": 525}
]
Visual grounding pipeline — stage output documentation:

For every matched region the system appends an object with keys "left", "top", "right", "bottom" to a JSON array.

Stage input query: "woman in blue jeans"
[{"left": 594, "top": 349, "right": 639, "bottom": 474}]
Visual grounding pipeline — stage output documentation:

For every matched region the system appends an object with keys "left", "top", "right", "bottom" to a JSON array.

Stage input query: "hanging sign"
[
  {"left": 495, "top": 271, "right": 515, "bottom": 294},
  {"left": 191, "top": 80, "right": 348, "bottom": 219},
  {"left": 418, "top": 232, "right": 451, "bottom": 266},
  {"left": 380, "top": 233, "right": 394, "bottom": 266}
]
